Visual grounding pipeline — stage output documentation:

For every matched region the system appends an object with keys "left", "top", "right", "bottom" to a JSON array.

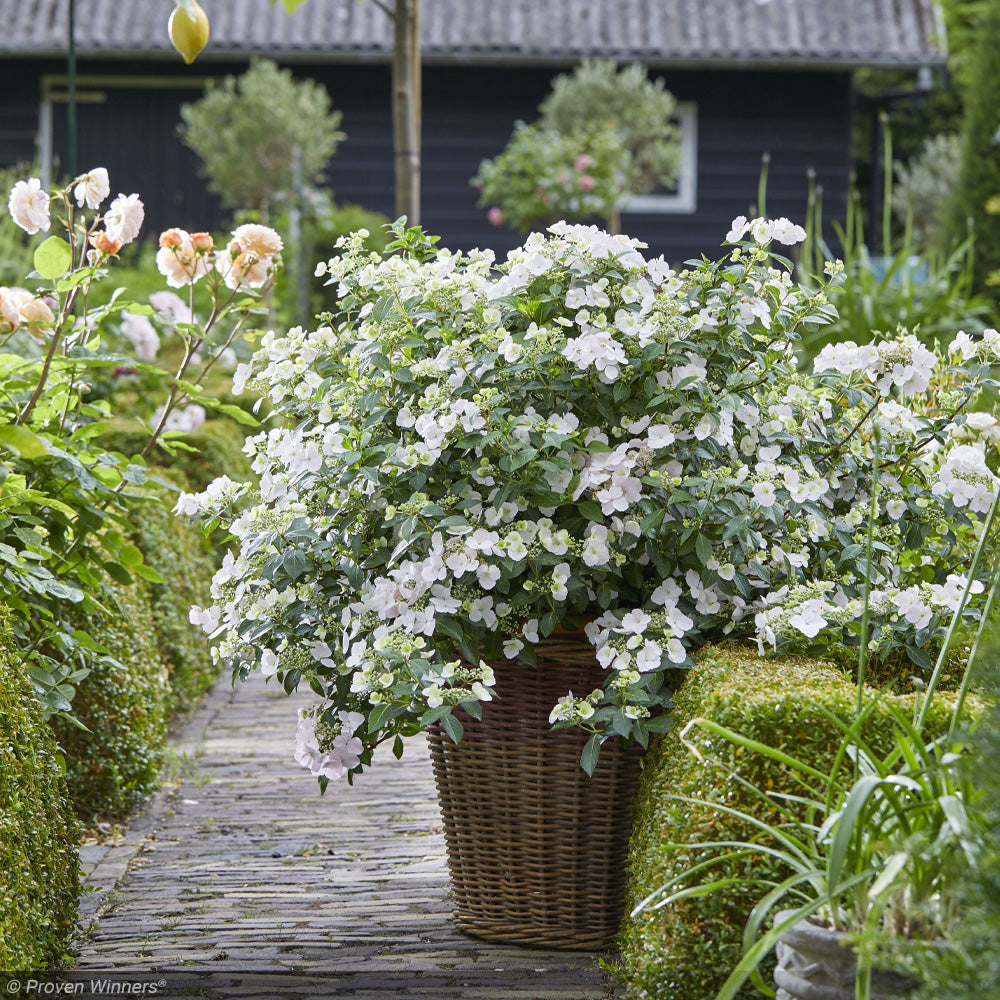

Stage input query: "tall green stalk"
[
  {"left": 880, "top": 110, "right": 892, "bottom": 258},
  {"left": 856, "top": 431, "right": 880, "bottom": 718},
  {"left": 917, "top": 488, "right": 1000, "bottom": 733}
]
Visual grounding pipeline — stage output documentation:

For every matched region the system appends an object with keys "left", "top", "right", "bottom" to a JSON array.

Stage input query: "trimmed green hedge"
[
  {"left": 620, "top": 643, "right": 958, "bottom": 1000},
  {"left": 0, "top": 608, "right": 81, "bottom": 970},
  {"left": 128, "top": 473, "right": 219, "bottom": 709},
  {"left": 99, "top": 416, "right": 253, "bottom": 495},
  {"left": 51, "top": 580, "right": 170, "bottom": 819}
]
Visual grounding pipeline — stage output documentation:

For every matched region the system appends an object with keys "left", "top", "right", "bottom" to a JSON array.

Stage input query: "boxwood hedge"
[
  {"left": 99, "top": 416, "right": 252, "bottom": 495},
  {"left": 619, "top": 643, "right": 959, "bottom": 1000},
  {"left": 127, "top": 472, "right": 219, "bottom": 709},
  {"left": 51, "top": 579, "right": 170, "bottom": 819},
  {"left": 0, "top": 607, "right": 81, "bottom": 970}
]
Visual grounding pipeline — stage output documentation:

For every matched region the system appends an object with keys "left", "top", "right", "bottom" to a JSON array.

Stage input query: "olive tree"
[{"left": 179, "top": 57, "right": 344, "bottom": 221}]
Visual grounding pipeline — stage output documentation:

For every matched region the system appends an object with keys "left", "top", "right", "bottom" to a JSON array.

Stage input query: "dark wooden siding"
[
  {"left": 0, "top": 74, "right": 41, "bottom": 169},
  {"left": 27, "top": 59, "right": 849, "bottom": 265}
]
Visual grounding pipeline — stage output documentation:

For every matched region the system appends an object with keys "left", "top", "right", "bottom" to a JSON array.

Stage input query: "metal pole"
[{"left": 68, "top": 0, "right": 77, "bottom": 177}]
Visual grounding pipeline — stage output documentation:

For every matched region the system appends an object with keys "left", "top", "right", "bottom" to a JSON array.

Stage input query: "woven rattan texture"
[{"left": 427, "top": 638, "right": 645, "bottom": 949}]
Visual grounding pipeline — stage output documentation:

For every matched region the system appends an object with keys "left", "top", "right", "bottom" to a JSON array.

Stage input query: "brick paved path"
[{"left": 74, "top": 670, "right": 615, "bottom": 999}]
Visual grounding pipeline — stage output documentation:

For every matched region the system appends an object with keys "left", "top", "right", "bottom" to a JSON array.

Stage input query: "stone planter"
[{"left": 773, "top": 909, "right": 919, "bottom": 1000}]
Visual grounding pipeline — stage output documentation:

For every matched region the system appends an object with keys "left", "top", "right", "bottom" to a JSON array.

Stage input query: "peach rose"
[
  {"left": 230, "top": 223, "right": 282, "bottom": 258},
  {"left": 90, "top": 230, "right": 124, "bottom": 256}
]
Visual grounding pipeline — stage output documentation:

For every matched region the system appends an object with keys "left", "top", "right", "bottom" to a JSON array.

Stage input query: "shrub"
[
  {"left": 472, "top": 120, "right": 631, "bottom": 233},
  {"left": 99, "top": 417, "right": 253, "bottom": 495},
  {"left": 180, "top": 58, "right": 345, "bottom": 221},
  {"left": 945, "top": 0, "right": 1000, "bottom": 290},
  {"left": 538, "top": 59, "right": 680, "bottom": 197},
  {"left": 0, "top": 607, "right": 81, "bottom": 970},
  {"left": 619, "top": 643, "right": 960, "bottom": 1000},
  {"left": 127, "top": 474, "right": 219, "bottom": 710},
  {"left": 51, "top": 579, "right": 170, "bottom": 819},
  {"left": 891, "top": 132, "right": 962, "bottom": 250}
]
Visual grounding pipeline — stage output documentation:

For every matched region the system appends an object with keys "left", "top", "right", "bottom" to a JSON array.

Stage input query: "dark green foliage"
[
  {"left": 945, "top": 0, "right": 1000, "bottom": 290},
  {"left": 0, "top": 608, "right": 81, "bottom": 970},
  {"left": 166, "top": 417, "right": 253, "bottom": 496},
  {"left": 99, "top": 417, "right": 253, "bottom": 494},
  {"left": 51, "top": 580, "right": 170, "bottom": 819},
  {"left": 902, "top": 651, "right": 1000, "bottom": 997},
  {"left": 619, "top": 644, "right": 958, "bottom": 1000}
]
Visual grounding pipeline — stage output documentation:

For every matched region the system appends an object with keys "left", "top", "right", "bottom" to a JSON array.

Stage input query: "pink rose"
[
  {"left": 578, "top": 174, "right": 595, "bottom": 192},
  {"left": 573, "top": 154, "right": 592, "bottom": 173},
  {"left": 8, "top": 178, "right": 50, "bottom": 235},
  {"left": 104, "top": 193, "right": 145, "bottom": 245},
  {"left": 73, "top": 167, "right": 110, "bottom": 210},
  {"left": 487, "top": 206, "right": 503, "bottom": 227},
  {"left": 216, "top": 239, "right": 271, "bottom": 290}
]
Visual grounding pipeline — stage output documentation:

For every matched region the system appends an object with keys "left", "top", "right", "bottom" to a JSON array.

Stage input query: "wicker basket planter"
[{"left": 426, "top": 636, "right": 646, "bottom": 950}]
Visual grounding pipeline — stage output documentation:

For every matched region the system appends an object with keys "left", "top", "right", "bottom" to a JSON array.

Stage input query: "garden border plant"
[
  {"left": 618, "top": 643, "right": 963, "bottom": 1000},
  {"left": 0, "top": 605, "right": 80, "bottom": 970},
  {"left": 1, "top": 165, "right": 279, "bottom": 727},
  {"left": 628, "top": 428, "right": 1000, "bottom": 999}
]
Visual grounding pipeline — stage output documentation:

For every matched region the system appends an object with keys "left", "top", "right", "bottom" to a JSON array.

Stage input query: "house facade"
[{"left": 0, "top": 0, "right": 945, "bottom": 262}]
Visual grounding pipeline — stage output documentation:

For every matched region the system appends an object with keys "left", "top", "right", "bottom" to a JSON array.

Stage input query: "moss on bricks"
[
  {"left": 619, "top": 643, "right": 959, "bottom": 1000},
  {"left": 0, "top": 607, "right": 81, "bottom": 970}
]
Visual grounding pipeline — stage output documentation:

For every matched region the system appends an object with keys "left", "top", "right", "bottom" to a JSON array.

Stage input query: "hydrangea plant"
[{"left": 182, "top": 216, "right": 999, "bottom": 782}]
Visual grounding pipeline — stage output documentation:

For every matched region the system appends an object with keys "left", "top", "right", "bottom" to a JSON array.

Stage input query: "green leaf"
[
  {"left": 367, "top": 701, "right": 405, "bottom": 733},
  {"left": 283, "top": 550, "right": 309, "bottom": 580},
  {"left": 0, "top": 425, "right": 49, "bottom": 459},
  {"left": 905, "top": 644, "right": 933, "bottom": 670},
  {"left": 34, "top": 236, "right": 73, "bottom": 281},
  {"left": 695, "top": 532, "right": 714, "bottom": 565},
  {"left": 117, "top": 543, "right": 144, "bottom": 569},
  {"left": 440, "top": 712, "right": 464, "bottom": 745},
  {"left": 205, "top": 401, "right": 259, "bottom": 427},
  {"left": 26, "top": 665, "right": 55, "bottom": 689},
  {"left": 132, "top": 563, "right": 165, "bottom": 584},
  {"left": 581, "top": 733, "right": 601, "bottom": 776},
  {"left": 56, "top": 266, "right": 102, "bottom": 292},
  {"left": 104, "top": 562, "right": 133, "bottom": 586}
]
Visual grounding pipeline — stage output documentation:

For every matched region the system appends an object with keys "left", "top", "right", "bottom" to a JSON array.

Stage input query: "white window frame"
[
  {"left": 621, "top": 101, "right": 698, "bottom": 215},
  {"left": 37, "top": 74, "right": 210, "bottom": 190}
]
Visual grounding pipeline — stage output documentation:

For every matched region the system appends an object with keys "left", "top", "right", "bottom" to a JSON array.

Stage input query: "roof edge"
[{"left": 2, "top": 46, "right": 949, "bottom": 72}]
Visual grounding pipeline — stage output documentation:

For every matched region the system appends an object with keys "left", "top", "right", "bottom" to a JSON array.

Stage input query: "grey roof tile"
[{"left": 0, "top": 0, "right": 946, "bottom": 68}]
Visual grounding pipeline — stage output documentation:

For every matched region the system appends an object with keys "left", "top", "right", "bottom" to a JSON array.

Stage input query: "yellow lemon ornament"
[{"left": 169, "top": 1, "right": 210, "bottom": 65}]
